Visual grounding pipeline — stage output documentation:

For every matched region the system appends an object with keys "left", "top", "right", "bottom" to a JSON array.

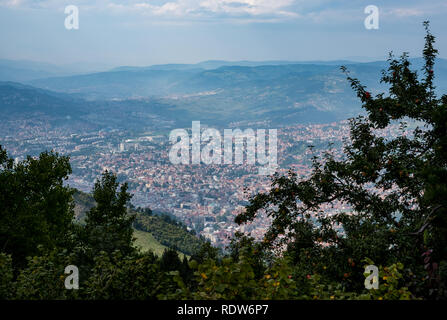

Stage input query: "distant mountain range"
[
  {"left": 0, "top": 59, "right": 113, "bottom": 82},
  {"left": 0, "top": 81, "right": 85, "bottom": 123},
  {"left": 0, "top": 58, "right": 380, "bottom": 82},
  {"left": 1, "top": 58, "right": 447, "bottom": 129},
  {"left": 0, "top": 81, "right": 188, "bottom": 132}
]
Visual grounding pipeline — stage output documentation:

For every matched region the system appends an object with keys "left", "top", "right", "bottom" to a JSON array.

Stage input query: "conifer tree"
[{"left": 84, "top": 171, "right": 136, "bottom": 257}]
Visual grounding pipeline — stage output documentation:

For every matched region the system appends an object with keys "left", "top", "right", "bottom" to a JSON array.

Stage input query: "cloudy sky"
[{"left": 1, "top": 0, "right": 446, "bottom": 68}]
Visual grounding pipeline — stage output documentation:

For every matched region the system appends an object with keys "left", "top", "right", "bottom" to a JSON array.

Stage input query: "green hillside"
[
  {"left": 133, "top": 213, "right": 203, "bottom": 256},
  {"left": 133, "top": 229, "right": 168, "bottom": 256},
  {"left": 133, "top": 229, "right": 187, "bottom": 259}
]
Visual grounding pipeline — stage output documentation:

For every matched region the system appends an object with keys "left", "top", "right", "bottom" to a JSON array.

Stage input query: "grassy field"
[{"left": 133, "top": 229, "right": 187, "bottom": 259}]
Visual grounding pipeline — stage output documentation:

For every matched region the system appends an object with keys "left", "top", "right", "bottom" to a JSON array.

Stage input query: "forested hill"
[{"left": 73, "top": 190, "right": 205, "bottom": 256}]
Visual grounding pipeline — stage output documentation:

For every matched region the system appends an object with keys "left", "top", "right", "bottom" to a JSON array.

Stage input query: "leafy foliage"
[
  {"left": 0, "top": 146, "right": 74, "bottom": 268},
  {"left": 235, "top": 21, "right": 447, "bottom": 300},
  {"left": 82, "top": 251, "right": 176, "bottom": 300}
]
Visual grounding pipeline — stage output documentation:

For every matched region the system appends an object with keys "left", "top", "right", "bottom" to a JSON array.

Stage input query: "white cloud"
[
  {"left": 384, "top": 2, "right": 447, "bottom": 19},
  {"left": 124, "top": 0, "right": 298, "bottom": 19},
  {"left": 388, "top": 8, "right": 425, "bottom": 18},
  {"left": 0, "top": 0, "right": 298, "bottom": 20},
  {"left": 199, "top": 0, "right": 296, "bottom": 16},
  {"left": 3, "top": 0, "right": 447, "bottom": 24},
  {"left": 0, "top": 0, "right": 109, "bottom": 10}
]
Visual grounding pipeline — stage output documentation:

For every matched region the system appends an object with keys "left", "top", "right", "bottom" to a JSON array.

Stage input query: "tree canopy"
[{"left": 236, "top": 21, "right": 447, "bottom": 298}]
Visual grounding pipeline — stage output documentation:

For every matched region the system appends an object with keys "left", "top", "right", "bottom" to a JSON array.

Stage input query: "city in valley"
[{"left": 0, "top": 118, "right": 411, "bottom": 248}]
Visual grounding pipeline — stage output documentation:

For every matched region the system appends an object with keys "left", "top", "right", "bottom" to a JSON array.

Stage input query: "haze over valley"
[{"left": 1, "top": 57, "right": 442, "bottom": 247}]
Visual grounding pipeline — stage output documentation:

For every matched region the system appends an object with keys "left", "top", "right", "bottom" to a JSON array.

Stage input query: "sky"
[{"left": 1, "top": 0, "right": 446, "bottom": 68}]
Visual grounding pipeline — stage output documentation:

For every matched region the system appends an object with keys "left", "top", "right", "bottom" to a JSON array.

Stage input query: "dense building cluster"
[{"left": 0, "top": 120, "right": 413, "bottom": 248}]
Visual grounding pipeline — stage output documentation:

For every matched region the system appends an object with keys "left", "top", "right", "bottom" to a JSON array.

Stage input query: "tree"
[
  {"left": 83, "top": 171, "right": 136, "bottom": 257},
  {"left": 236, "top": 22, "right": 447, "bottom": 299},
  {"left": 160, "top": 248, "right": 182, "bottom": 272},
  {"left": 84, "top": 250, "right": 176, "bottom": 300},
  {"left": 179, "top": 255, "right": 193, "bottom": 284},
  {"left": 0, "top": 146, "right": 74, "bottom": 269},
  {"left": 227, "top": 232, "right": 269, "bottom": 279},
  {"left": 190, "top": 242, "right": 219, "bottom": 265}
]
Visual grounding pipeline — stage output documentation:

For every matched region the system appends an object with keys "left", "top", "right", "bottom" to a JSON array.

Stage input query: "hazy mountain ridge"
[
  {"left": 2, "top": 58, "right": 447, "bottom": 129},
  {"left": 0, "top": 81, "right": 190, "bottom": 132},
  {"left": 0, "top": 81, "right": 86, "bottom": 117},
  {"left": 0, "top": 59, "right": 112, "bottom": 82}
]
